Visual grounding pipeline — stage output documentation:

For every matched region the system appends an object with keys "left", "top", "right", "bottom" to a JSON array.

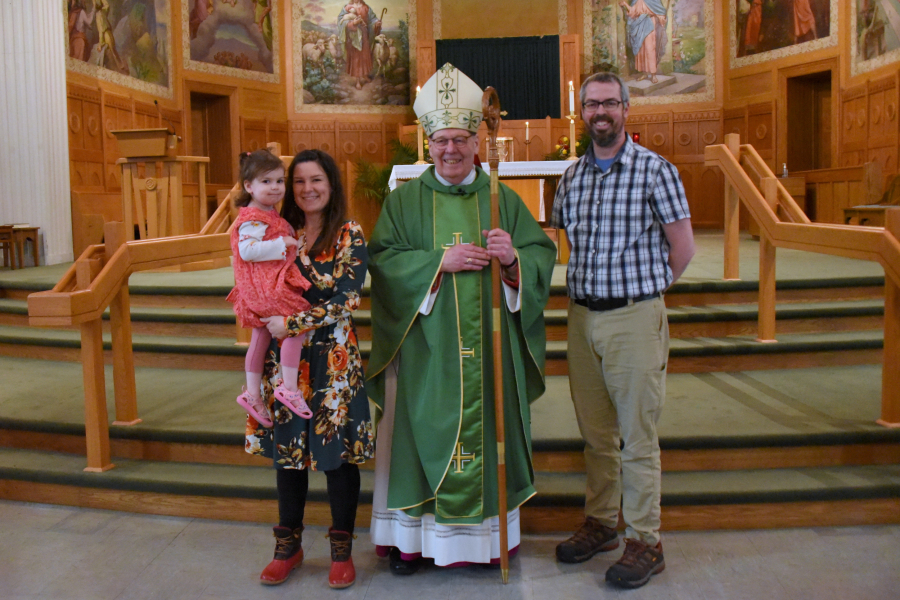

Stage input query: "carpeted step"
[
  {"left": 0, "top": 320, "right": 885, "bottom": 373},
  {"left": 1, "top": 447, "right": 898, "bottom": 522},
  {"left": 2, "top": 295, "right": 884, "bottom": 343},
  {"left": 2, "top": 356, "right": 897, "bottom": 471},
  {"left": 0, "top": 298, "right": 237, "bottom": 337}
]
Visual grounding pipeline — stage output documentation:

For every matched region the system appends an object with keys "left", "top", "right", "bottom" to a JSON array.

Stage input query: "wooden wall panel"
[
  {"left": 724, "top": 107, "right": 746, "bottom": 142},
  {"left": 269, "top": 122, "right": 289, "bottom": 154},
  {"left": 336, "top": 123, "right": 384, "bottom": 165},
  {"left": 747, "top": 102, "right": 774, "bottom": 160},
  {"left": 631, "top": 113, "right": 671, "bottom": 157},
  {"left": 673, "top": 120, "right": 699, "bottom": 156},
  {"left": 241, "top": 118, "right": 269, "bottom": 152},
  {"left": 729, "top": 71, "right": 772, "bottom": 100},
  {"left": 698, "top": 166, "right": 725, "bottom": 227},
  {"left": 868, "top": 146, "right": 897, "bottom": 185},
  {"left": 842, "top": 85, "right": 867, "bottom": 154},
  {"left": 290, "top": 122, "right": 336, "bottom": 157}
]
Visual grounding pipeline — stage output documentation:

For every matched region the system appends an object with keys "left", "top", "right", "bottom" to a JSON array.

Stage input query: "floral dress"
[{"left": 245, "top": 221, "right": 374, "bottom": 471}]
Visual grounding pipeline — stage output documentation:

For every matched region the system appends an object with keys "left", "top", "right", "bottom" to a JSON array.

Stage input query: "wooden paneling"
[
  {"left": 747, "top": 102, "right": 774, "bottom": 158},
  {"left": 290, "top": 121, "right": 338, "bottom": 157},
  {"left": 560, "top": 34, "right": 580, "bottom": 119},
  {"left": 67, "top": 83, "right": 184, "bottom": 195},
  {"left": 729, "top": 71, "right": 772, "bottom": 99},
  {"left": 239, "top": 88, "right": 284, "bottom": 119},
  {"left": 793, "top": 162, "right": 882, "bottom": 224}
]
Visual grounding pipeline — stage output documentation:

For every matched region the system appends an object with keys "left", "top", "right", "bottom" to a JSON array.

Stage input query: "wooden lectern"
[{"left": 111, "top": 129, "right": 210, "bottom": 240}]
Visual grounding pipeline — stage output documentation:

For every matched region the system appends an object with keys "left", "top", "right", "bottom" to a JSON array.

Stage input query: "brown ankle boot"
[
  {"left": 327, "top": 528, "right": 356, "bottom": 589},
  {"left": 259, "top": 526, "right": 303, "bottom": 585}
]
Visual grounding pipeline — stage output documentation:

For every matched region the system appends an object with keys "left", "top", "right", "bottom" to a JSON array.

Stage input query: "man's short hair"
[{"left": 580, "top": 72, "right": 630, "bottom": 106}]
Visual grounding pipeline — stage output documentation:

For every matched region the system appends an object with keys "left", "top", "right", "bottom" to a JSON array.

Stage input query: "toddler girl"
[{"left": 227, "top": 149, "right": 314, "bottom": 426}]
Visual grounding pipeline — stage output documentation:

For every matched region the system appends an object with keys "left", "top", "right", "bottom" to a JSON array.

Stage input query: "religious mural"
[
  {"left": 588, "top": 0, "right": 715, "bottom": 105},
  {"left": 852, "top": 0, "right": 900, "bottom": 75},
  {"left": 293, "top": 0, "right": 412, "bottom": 113},
  {"left": 66, "top": 0, "right": 172, "bottom": 96},
  {"left": 730, "top": 0, "right": 838, "bottom": 67},
  {"left": 183, "top": 0, "right": 279, "bottom": 82}
]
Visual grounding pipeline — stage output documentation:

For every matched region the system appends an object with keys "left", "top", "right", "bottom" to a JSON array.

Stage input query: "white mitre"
[{"left": 413, "top": 63, "right": 484, "bottom": 137}]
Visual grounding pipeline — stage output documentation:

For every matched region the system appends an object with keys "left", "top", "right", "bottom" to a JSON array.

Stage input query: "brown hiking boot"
[
  {"left": 555, "top": 516, "right": 619, "bottom": 563},
  {"left": 605, "top": 538, "right": 665, "bottom": 589}
]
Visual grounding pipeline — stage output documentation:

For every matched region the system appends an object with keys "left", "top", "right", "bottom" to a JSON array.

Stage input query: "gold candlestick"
[
  {"left": 524, "top": 121, "right": 532, "bottom": 162},
  {"left": 567, "top": 114, "right": 578, "bottom": 161},
  {"left": 415, "top": 120, "right": 427, "bottom": 165}
]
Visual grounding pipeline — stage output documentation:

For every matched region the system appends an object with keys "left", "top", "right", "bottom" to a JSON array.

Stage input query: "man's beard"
[{"left": 588, "top": 115, "right": 622, "bottom": 148}]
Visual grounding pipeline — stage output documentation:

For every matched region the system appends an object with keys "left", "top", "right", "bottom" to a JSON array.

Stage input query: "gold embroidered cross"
[
  {"left": 442, "top": 232, "right": 464, "bottom": 249},
  {"left": 451, "top": 442, "right": 475, "bottom": 473}
]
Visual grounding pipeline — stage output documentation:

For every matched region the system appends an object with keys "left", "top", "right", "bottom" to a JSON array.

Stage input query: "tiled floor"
[{"left": 2, "top": 500, "right": 898, "bottom": 600}]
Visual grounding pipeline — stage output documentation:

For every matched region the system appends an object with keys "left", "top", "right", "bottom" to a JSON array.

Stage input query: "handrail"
[
  {"left": 705, "top": 142, "right": 900, "bottom": 285},
  {"left": 705, "top": 133, "right": 900, "bottom": 428},
  {"left": 26, "top": 222, "right": 232, "bottom": 472},
  {"left": 25, "top": 143, "right": 296, "bottom": 472},
  {"left": 28, "top": 233, "right": 231, "bottom": 326}
]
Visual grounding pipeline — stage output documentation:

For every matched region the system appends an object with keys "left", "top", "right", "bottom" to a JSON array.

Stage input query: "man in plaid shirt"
[{"left": 549, "top": 72, "right": 695, "bottom": 589}]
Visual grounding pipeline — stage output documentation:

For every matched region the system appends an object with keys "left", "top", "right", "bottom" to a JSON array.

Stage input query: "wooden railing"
[
  {"left": 706, "top": 133, "right": 900, "bottom": 428},
  {"left": 27, "top": 223, "right": 232, "bottom": 471},
  {"left": 26, "top": 144, "right": 307, "bottom": 472}
]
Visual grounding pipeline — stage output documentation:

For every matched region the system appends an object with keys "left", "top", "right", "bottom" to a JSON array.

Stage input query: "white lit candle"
[
  {"left": 525, "top": 121, "right": 529, "bottom": 139},
  {"left": 569, "top": 81, "right": 575, "bottom": 114}
]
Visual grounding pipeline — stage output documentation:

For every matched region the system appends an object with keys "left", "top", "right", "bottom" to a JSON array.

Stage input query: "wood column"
[
  {"left": 105, "top": 223, "right": 140, "bottom": 426},
  {"left": 0, "top": 1, "right": 72, "bottom": 264},
  {"left": 879, "top": 208, "right": 900, "bottom": 427},
  {"left": 757, "top": 178, "right": 778, "bottom": 343},
  {"left": 723, "top": 134, "right": 741, "bottom": 280}
]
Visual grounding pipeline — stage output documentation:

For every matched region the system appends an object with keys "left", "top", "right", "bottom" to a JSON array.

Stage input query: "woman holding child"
[{"left": 241, "top": 149, "right": 374, "bottom": 589}]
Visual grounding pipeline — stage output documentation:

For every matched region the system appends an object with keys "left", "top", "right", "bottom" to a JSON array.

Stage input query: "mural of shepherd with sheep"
[{"left": 297, "top": 0, "right": 410, "bottom": 108}]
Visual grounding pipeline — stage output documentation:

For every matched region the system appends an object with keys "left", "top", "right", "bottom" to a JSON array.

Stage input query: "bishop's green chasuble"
[{"left": 367, "top": 166, "right": 557, "bottom": 525}]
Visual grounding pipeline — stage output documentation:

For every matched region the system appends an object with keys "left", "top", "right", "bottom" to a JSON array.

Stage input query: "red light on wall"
[{"left": 632, "top": 132, "right": 641, "bottom": 144}]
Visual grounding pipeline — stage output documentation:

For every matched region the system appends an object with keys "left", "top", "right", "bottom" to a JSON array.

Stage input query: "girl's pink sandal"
[
  {"left": 274, "top": 384, "right": 313, "bottom": 419},
  {"left": 236, "top": 387, "right": 273, "bottom": 427}
]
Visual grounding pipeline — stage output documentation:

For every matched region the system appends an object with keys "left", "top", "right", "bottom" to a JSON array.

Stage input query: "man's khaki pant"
[{"left": 566, "top": 296, "right": 668, "bottom": 545}]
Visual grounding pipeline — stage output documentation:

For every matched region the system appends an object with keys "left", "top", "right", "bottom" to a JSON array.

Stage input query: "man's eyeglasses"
[
  {"left": 582, "top": 99, "right": 623, "bottom": 112},
  {"left": 429, "top": 135, "right": 473, "bottom": 149}
]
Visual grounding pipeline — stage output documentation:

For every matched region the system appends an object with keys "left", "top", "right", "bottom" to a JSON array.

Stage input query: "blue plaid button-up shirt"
[{"left": 549, "top": 137, "right": 691, "bottom": 300}]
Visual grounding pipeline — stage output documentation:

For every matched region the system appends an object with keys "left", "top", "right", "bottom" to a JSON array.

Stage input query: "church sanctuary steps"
[
  {"left": 1, "top": 451, "right": 898, "bottom": 533},
  {"left": 2, "top": 234, "right": 897, "bottom": 530},
  {"left": 1, "top": 355, "right": 898, "bottom": 531},
  {"left": 0, "top": 276, "right": 888, "bottom": 373}
]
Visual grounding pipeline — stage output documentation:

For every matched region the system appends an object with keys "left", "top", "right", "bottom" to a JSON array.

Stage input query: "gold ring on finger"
[{"left": 466, "top": 257, "right": 472, "bottom": 264}]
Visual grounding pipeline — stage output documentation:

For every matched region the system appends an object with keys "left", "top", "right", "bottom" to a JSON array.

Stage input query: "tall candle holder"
[
  {"left": 523, "top": 121, "right": 533, "bottom": 161},
  {"left": 567, "top": 81, "right": 578, "bottom": 161},
  {"left": 567, "top": 113, "right": 578, "bottom": 162},
  {"left": 415, "top": 119, "right": 427, "bottom": 165}
]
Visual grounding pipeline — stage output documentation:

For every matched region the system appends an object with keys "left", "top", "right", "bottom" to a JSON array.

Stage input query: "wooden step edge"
[
  {"left": 4, "top": 427, "right": 899, "bottom": 473},
  {"left": 2, "top": 481, "right": 898, "bottom": 533}
]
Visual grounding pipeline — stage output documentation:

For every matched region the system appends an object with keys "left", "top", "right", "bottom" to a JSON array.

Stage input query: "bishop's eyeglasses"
[
  {"left": 582, "top": 99, "right": 623, "bottom": 113},
  {"left": 429, "top": 135, "right": 474, "bottom": 149}
]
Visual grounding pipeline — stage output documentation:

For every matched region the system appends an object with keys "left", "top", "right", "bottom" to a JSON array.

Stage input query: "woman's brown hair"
[
  {"left": 281, "top": 149, "right": 347, "bottom": 258},
  {"left": 233, "top": 149, "right": 285, "bottom": 208}
]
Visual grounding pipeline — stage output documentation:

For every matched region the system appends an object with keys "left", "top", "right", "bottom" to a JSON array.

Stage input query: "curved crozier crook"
[{"left": 482, "top": 86, "right": 502, "bottom": 167}]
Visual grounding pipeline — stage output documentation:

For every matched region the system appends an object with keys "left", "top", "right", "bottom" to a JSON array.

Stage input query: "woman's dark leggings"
[{"left": 276, "top": 462, "right": 361, "bottom": 534}]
